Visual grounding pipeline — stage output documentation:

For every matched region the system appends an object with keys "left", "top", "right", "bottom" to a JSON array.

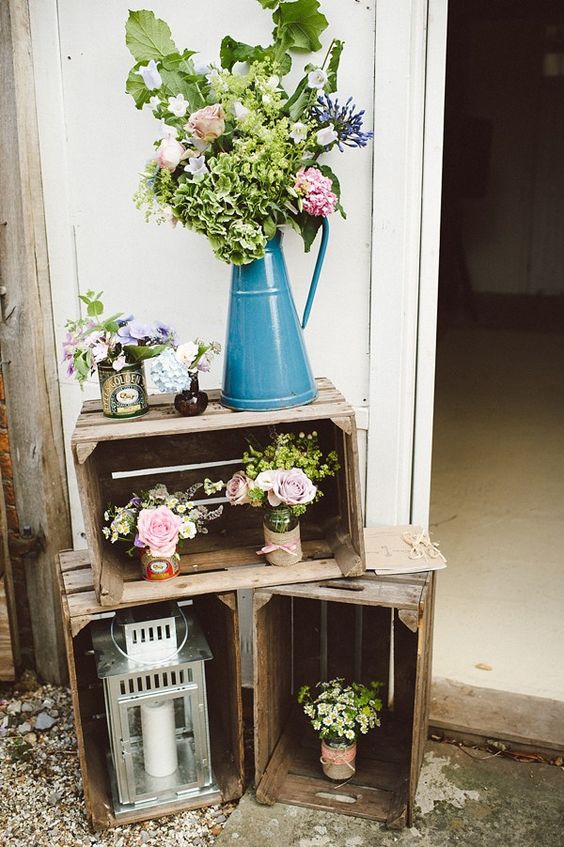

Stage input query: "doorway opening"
[{"left": 430, "top": 0, "right": 564, "bottom": 721}]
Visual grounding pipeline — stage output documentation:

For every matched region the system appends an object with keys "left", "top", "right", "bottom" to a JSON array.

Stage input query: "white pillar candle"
[{"left": 140, "top": 700, "right": 178, "bottom": 778}]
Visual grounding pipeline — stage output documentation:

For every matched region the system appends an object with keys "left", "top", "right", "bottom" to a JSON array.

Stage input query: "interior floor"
[{"left": 430, "top": 325, "right": 564, "bottom": 702}]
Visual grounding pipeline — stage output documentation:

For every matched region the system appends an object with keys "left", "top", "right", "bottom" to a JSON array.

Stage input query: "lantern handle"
[{"left": 109, "top": 605, "right": 189, "bottom": 667}]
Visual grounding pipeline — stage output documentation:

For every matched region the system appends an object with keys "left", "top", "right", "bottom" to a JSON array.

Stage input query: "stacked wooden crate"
[
  {"left": 58, "top": 378, "right": 371, "bottom": 829},
  {"left": 71, "top": 378, "right": 365, "bottom": 607},
  {"left": 57, "top": 550, "right": 244, "bottom": 830},
  {"left": 252, "top": 572, "right": 435, "bottom": 829}
]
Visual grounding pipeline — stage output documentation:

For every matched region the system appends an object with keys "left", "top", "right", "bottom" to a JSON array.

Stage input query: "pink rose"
[
  {"left": 269, "top": 468, "right": 317, "bottom": 508},
  {"left": 155, "top": 137, "right": 187, "bottom": 171},
  {"left": 137, "top": 506, "right": 182, "bottom": 556},
  {"left": 185, "top": 104, "right": 225, "bottom": 142},
  {"left": 225, "top": 471, "right": 251, "bottom": 506}
]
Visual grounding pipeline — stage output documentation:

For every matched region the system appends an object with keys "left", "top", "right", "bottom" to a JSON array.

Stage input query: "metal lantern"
[{"left": 90, "top": 602, "right": 217, "bottom": 815}]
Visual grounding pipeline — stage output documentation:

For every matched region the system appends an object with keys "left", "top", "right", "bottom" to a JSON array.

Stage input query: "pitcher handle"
[{"left": 301, "top": 217, "right": 329, "bottom": 329}]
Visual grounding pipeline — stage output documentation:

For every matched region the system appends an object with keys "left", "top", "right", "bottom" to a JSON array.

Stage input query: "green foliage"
[
  {"left": 126, "top": 2, "right": 372, "bottom": 264},
  {"left": 272, "top": 0, "right": 328, "bottom": 52},
  {"left": 240, "top": 430, "right": 339, "bottom": 515},
  {"left": 79, "top": 289, "right": 104, "bottom": 318},
  {"left": 126, "top": 67, "right": 152, "bottom": 109},
  {"left": 125, "top": 10, "right": 177, "bottom": 62},
  {"left": 325, "top": 39, "right": 343, "bottom": 93}
]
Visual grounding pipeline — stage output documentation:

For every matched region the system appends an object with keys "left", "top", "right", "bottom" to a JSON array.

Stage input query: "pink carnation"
[{"left": 294, "top": 167, "right": 337, "bottom": 217}]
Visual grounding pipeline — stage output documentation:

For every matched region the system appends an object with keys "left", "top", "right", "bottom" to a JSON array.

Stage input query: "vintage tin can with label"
[
  {"left": 141, "top": 549, "right": 180, "bottom": 581},
  {"left": 97, "top": 362, "right": 149, "bottom": 419}
]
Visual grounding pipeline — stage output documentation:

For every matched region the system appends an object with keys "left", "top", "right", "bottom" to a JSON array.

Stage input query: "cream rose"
[
  {"left": 137, "top": 506, "right": 182, "bottom": 557},
  {"left": 225, "top": 471, "right": 251, "bottom": 506},
  {"left": 155, "top": 137, "right": 187, "bottom": 171},
  {"left": 185, "top": 104, "right": 225, "bottom": 142}
]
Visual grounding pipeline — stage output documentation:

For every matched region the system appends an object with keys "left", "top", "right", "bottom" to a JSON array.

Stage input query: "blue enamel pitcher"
[{"left": 221, "top": 219, "right": 329, "bottom": 410}]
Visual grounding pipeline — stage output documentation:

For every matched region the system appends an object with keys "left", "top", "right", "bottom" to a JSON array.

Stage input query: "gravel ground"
[{"left": 0, "top": 673, "right": 236, "bottom": 846}]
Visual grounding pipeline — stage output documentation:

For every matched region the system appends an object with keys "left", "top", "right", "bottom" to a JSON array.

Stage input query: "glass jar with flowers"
[
  {"left": 103, "top": 483, "right": 223, "bottom": 581},
  {"left": 63, "top": 290, "right": 175, "bottom": 419},
  {"left": 150, "top": 339, "right": 221, "bottom": 416},
  {"left": 207, "top": 431, "right": 338, "bottom": 567},
  {"left": 298, "top": 678, "right": 382, "bottom": 781}
]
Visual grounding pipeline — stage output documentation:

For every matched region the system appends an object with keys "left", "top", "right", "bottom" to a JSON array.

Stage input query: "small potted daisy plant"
[{"left": 298, "top": 678, "right": 382, "bottom": 781}]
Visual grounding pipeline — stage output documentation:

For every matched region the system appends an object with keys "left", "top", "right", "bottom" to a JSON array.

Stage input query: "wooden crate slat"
[
  {"left": 72, "top": 379, "right": 353, "bottom": 446},
  {"left": 60, "top": 549, "right": 91, "bottom": 571},
  {"left": 255, "top": 578, "right": 424, "bottom": 611},
  {"left": 277, "top": 772, "right": 393, "bottom": 821}
]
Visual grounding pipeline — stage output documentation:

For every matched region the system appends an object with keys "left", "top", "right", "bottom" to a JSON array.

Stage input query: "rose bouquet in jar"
[
  {"left": 103, "top": 483, "right": 223, "bottom": 581},
  {"left": 205, "top": 431, "right": 338, "bottom": 566}
]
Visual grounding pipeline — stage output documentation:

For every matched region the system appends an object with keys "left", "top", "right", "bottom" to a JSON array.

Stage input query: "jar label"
[{"left": 101, "top": 370, "right": 148, "bottom": 417}]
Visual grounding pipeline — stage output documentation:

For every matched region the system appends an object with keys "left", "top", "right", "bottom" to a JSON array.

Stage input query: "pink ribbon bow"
[{"left": 256, "top": 543, "right": 298, "bottom": 555}]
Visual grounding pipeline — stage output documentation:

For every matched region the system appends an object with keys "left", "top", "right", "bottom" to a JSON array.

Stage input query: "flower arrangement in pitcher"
[
  {"left": 63, "top": 290, "right": 176, "bottom": 418},
  {"left": 298, "top": 678, "right": 382, "bottom": 781},
  {"left": 205, "top": 431, "right": 338, "bottom": 566},
  {"left": 103, "top": 483, "right": 223, "bottom": 581},
  {"left": 150, "top": 339, "right": 221, "bottom": 416},
  {"left": 125, "top": 1, "right": 373, "bottom": 264}
]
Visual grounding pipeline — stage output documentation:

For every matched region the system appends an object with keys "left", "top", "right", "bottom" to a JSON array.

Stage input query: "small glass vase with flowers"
[
  {"left": 207, "top": 431, "right": 338, "bottom": 567},
  {"left": 150, "top": 339, "right": 220, "bottom": 416},
  {"left": 298, "top": 678, "right": 382, "bottom": 781},
  {"left": 103, "top": 483, "right": 223, "bottom": 581}
]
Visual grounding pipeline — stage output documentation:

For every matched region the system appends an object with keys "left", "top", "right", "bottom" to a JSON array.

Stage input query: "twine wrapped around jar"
[
  {"left": 320, "top": 739, "right": 357, "bottom": 781},
  {"left": 261, "top": 524, "right": 302, "bottom": 566},
  {"left": 259, "top": 506, "right": 302, "bottom": 566}
]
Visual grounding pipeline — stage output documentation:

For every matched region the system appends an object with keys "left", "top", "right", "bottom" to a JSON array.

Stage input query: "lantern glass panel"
[{"left": 122, "top": 693, "right": 200, "bottom": 801}]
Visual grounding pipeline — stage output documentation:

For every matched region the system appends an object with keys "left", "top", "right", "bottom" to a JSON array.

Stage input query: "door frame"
[{"left": 366, "top": 0, "right": 448, "bottom": 527}]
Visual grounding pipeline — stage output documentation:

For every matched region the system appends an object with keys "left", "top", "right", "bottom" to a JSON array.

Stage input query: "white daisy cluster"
[{"left": 298, "top": 677, "right": 383, "bottom": 743}]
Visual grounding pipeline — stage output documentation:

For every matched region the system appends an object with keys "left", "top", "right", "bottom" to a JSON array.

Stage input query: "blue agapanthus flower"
[{"left": 311, "top": 95, "right": 373, "bottom": 151}]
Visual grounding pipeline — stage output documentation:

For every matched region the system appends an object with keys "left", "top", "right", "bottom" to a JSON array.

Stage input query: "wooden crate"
[
  {"left": 253, "top": 572, "right": 435, "bottom": 829},
  {"left": 71, "top": 378, "right": 365, "bottom": 607},
  {"left": 58, "top": 550, "right": 244, "bottom": 831}
]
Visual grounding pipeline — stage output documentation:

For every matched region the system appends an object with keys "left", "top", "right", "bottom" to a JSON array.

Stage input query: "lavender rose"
[
  {"left": 185, "top": 104, "right": 225, "bottom": 142},
  {"left": 137, "top": 506, "right": 182, "bottom": 557},
  {"left": 225, "top": 471, "right": 252, "bottom": 506},
  {"left": 269, "top": 468, "right": 317, "bottom": 508}
]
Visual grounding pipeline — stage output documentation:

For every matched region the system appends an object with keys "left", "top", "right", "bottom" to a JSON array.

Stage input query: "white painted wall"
[{"left": 29, "top": 0, "right": 375, "bottom": 545}]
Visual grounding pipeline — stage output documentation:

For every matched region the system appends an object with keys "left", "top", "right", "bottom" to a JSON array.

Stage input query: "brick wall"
[{"left": 0, "top": 368, "right": 34, "bottom": 668}]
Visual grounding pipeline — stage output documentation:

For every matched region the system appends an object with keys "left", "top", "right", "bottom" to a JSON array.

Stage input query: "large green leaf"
[
  {"left": 125, "top": 10, "right": 177, "bottom": 62},
  {"left": 325, "top": 39, "right": 343, "bottom": 93},
  {"left": 124, "top": 343, "right": 167, "bottom": 362},
  {"left": 295, "top": 212, "right": 323, "bottom": 252},
  {"left": 273, "top": 0, "right": 328, "bottom": 53},
  {"left": 318, "top": 164, "right": 347, "bottom": 218},
  {"left": 126, "top": 67, "right": 152, "bottom": 109},
  {"left": 220, "top": 37, "right": 291, "bottom": 76},
  {"left": 220, "top": 37, "right": 266, "bottom": 70}
]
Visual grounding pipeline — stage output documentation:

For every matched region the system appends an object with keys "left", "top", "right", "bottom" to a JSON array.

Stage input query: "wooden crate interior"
[
  {"left": 80, "top": 417, "right": 360, "bottom": 602},
  {"left": 254, "top": 589, "right": 421, "bottom": 826},
  {"left": 71, "top": 594, "right": 243, "bottom": 830}
]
